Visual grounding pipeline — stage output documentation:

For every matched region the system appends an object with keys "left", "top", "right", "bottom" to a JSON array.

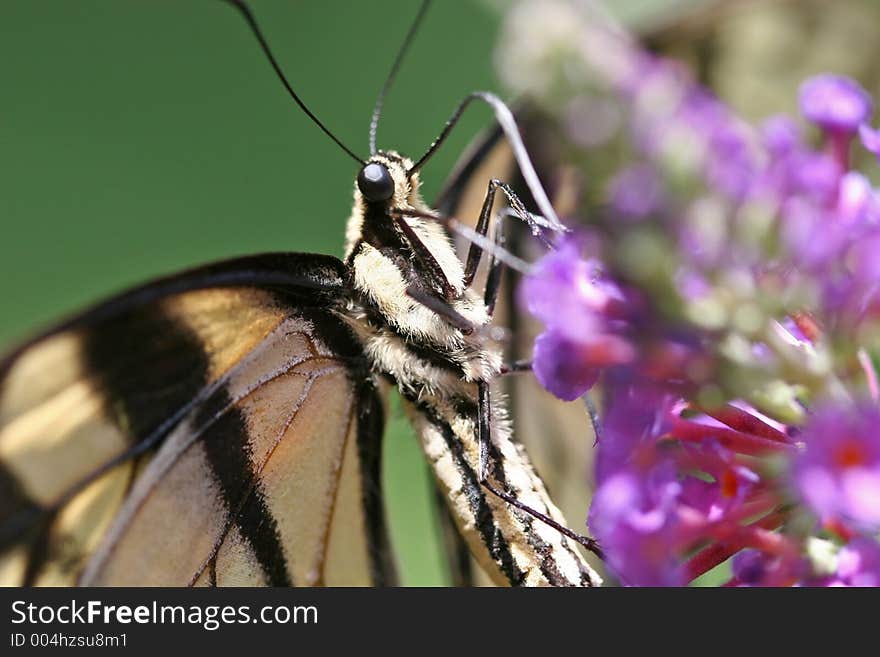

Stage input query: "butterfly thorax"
[{"left": 342, "top": 151, "right": 501, "bottom": 399}]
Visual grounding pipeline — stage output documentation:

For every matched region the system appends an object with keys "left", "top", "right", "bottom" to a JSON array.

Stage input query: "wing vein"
[
  {"left": 313, "top": 392, "right": 358, "bottom": 585},
  {"left": 187, "top": 372, "right": 322, "bottom": 587},
  {"left": 78, "top": 354, "right": 345, "bottom": 584}
]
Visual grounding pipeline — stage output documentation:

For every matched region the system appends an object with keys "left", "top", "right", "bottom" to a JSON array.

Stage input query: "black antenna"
[
  {"left": 368, "top": 0, "right": 432, "bottom": 155},
  {"left": 221, "top": 0, "right": 365, "bottom": 165}
]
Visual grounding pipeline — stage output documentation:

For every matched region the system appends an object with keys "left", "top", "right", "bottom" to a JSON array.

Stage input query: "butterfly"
[{"left": 0, "top": 0, "right": 602, "bottom": 587}]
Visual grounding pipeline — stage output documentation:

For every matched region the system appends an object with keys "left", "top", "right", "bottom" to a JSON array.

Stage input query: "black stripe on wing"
[
  {"left": 195, "top": 384, "right": 292, "bottom": 587},
  {"left": 0, "top": 253, "right": 399, "bottom": 586},
  {"left": 0, "top": 463, "right": 41, "bottom": 541},
  {"left": 352, "top": 377, "right": 395, "bottom": 586},
  {"left": 191, "top": 308, "right": 392, "bottom": 587},
  {"left": 431, "top": 477, "right": 476, "bottom": 587},
  {"left": 0, "top": 252, "right": 348, "bottom": 385}
]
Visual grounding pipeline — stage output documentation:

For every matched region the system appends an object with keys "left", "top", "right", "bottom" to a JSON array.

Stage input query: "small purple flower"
[
  {"left": 706, "top": 120, "right": 758, "bottom": 201},
  {"left": 780, "top": 194, "right": 847, "bottom": 270},
  {"left": 859, "top": 123, "right": 880, "bottom": 161},
  {"left": 608, "top": 164, "right": 664, "bottom": 220},
  {"left": 836, "top": 171, "right": 876, "bottom": 224},
  {"left": 589, "top": 468, "right": 687, "bottom": 586},
  {"left": 588, "top": 375, "right": 691, "bottom": 585},
  {"left": 532, "top": 329, "right": 600, "bottom": 401},
  {"left": 835, "top": 538, "right": 880, "bottom": 586},
  {"left": 732, "top": 549, "right": 770, "bottom": 585},
  {"left": 760, "top": 133, "right": 841, "bottom": 205},
  {"left": 522, "top": 240, "right": 616, "bottom": 338},
  {"left": 762, "top": 115, "right": 801, "bottom": 157},
  {"left": 799, "top": 74, "right": 873, "bottom": 135},
  {"left": 522, "top": 240, "right": 634, "bottom": 400},
  {"left": 792, "top": 402, "right": 880, "bottom": 533},
  {"left": 791, "top": 151, "right": 842, "bottom": 202}
]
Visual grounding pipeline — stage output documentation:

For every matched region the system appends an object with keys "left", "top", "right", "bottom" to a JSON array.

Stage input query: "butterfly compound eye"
[{"left": 357, "top": 162, "right": 395, "bottom": 203}]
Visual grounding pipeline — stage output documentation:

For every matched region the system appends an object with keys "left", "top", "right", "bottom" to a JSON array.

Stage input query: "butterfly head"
[{"left": 355, "top": 151, "right": 421, "bottom": 209}]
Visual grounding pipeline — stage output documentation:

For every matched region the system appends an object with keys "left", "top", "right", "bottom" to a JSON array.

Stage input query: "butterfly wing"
[{"left": 0, "top": 252, "right": 395, "bottom": 586}]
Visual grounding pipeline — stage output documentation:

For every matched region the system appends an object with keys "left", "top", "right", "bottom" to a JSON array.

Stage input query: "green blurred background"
[{"left": 7, "top": 0, "right": 875, "bottom": 585}]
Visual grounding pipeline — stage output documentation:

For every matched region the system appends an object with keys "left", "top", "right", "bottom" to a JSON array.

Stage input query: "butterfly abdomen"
[{"left": 403, "top": 394, "right": 598, "bottom": 587}]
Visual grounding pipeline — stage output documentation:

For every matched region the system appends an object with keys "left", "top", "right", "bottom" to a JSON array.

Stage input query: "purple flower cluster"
[
  {"left": 521, "top": 236, "right": 718, "bottom": 402},
  {"left": 499, "top": 4, "right": 880, "bottom": 338},
  {"left": 523, "top": 232, "right": 880, "bottom": 585},
  {"left": 512, "top": 23, "right": 880, "bottom": 585},
  {"left": 585, "top": 372, "right": 794, "bottom": 586},
  {"left": 600, "top": 58, "right": 880, "bottom": 343}
]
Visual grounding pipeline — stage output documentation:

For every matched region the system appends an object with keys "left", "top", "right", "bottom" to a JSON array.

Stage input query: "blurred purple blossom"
[
  {"left": 792, "top": 402, "right": 880, "bottom": 533},
  {"left": 586, "top": 374, "right": 785, "bottom": 586},
  {"left": 608, "top": 164, "right": 665, "bottom": 220},
  {"left": 531, "top": 330, "right": 601, "bottom": 400},
  {"left": 859, "top": 123, "right": 880, "bottom": 161},
  {"left": 588, "top": 375, "right": 686, "bottom": 585},
  {"left": 589, "top": 468, "right": 687, "bottom": 586},
  {"left": 834, "top": 538, "right": 880, "bottom": 586},
  {"left": 799, "top": 74, "right": 873, "bottom": 135},
  {"left": 732, "top": 549, "right": 770, "bottom": 585},
  {"left": 522, "top": 239, "right": 635, "bottom": 400},
  {"left": 761, "top": 115, "right": 801, "bottom": 156}
]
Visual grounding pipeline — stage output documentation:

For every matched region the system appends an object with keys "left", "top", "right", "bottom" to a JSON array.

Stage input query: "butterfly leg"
[
  {"left": 463, "top": 179, "right": 550, "bottom": 290},
  {"left": 499, "top": 360, "right": 532, "bottom": 375},
  {"left": 476, "top": 380, "right": 603, "bottom": 558},
  {"left": 473, "top": 197, "right": 605, "bottom": 447},
  {"left": 481, "top": 207, "right": 507, "bottom": 316},
  {"left": 405, "top": 285, "right": 476, "bottom": 334}
]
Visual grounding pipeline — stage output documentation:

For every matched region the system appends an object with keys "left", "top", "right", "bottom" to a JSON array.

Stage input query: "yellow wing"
[{"left": 0, "top": 253, "right": 395, "bottom": 586}]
